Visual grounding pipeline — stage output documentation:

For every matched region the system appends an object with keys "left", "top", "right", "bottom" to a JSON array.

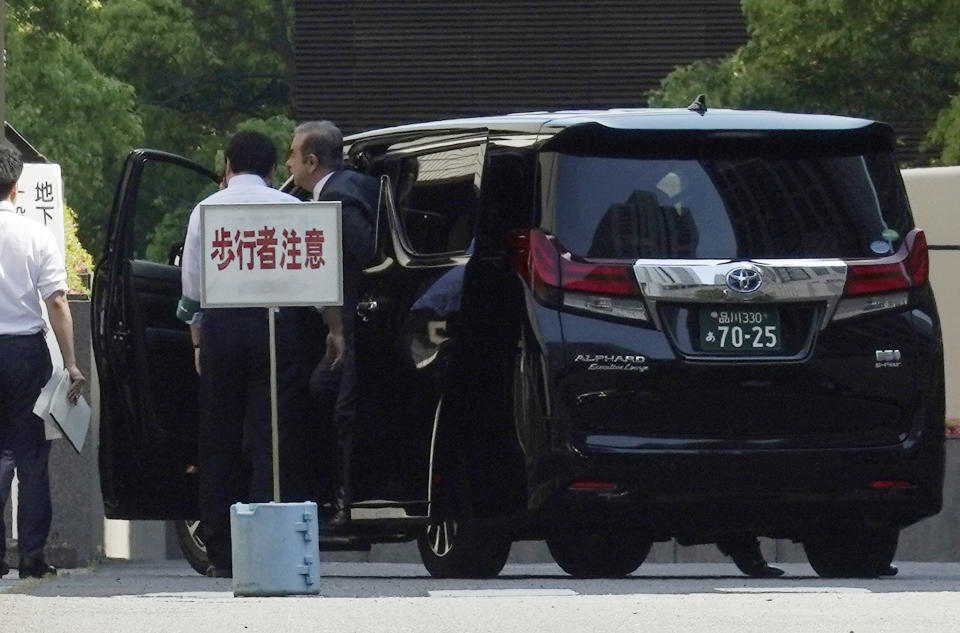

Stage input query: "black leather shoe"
[
  {"left": 204, "top": 564, "right": 233, "bottom": 578},
  {"left": 19, "top": 559, "right": 57, "bottom": 579},
  {"left": 731, "top": 555, "right": 785, "bottom": 578},
  {"left": 1, "top": 561, "right": 9, "bottom": 577},
  {"left": 879, "top": 564, "right": 898, "bottom": 577},
  {"left": 323, "top": 508, "right": 352, "bottom": 533}
]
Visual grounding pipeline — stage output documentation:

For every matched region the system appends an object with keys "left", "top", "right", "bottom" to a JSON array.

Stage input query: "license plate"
[{"left": 699, "top": 307, "right": 781, "bottom": 352}]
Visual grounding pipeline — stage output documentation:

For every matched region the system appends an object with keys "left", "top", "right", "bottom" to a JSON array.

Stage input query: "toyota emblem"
[{"left": 726, "top": 267, "right": 763, "bottom": 293}]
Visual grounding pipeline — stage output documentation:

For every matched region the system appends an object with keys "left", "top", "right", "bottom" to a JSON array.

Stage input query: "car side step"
[{"left": 318, "top": 535, "right": 372, "bottom": 551}]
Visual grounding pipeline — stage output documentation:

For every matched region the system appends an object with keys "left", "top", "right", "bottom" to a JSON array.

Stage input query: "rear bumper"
[{"left": 530, "top": 431, "right": 944, "bottom": 540}]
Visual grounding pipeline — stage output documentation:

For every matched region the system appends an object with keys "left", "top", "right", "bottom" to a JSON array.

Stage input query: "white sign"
[
  {"left": 199, "top": 201, "right": 343, "bottom": 308},
  {"left": 17, "top": 163, "right": 66, "bottom": 258},
  {"left": 18, "top": 162, "right": 67, "bottom": 440}
]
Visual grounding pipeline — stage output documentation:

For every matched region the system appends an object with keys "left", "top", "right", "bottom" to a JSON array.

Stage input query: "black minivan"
[{"left": 93, "top": 107, "right": 944, "bottom": 579}]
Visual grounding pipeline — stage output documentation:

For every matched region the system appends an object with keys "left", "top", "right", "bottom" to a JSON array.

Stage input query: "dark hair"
[
  {"left": 294, "top": 120, "right": 343, "bottom": 170},
  {"left": 0, "top": 143, "right": 24, "bottom": 199},
  {"left": 225, "top": 131, "right": 277, "bottom": 178}
]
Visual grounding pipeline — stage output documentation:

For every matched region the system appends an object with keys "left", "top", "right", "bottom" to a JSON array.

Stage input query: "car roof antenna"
[{"left": 687, "top": 94, "right": 707, "bottom": 116}]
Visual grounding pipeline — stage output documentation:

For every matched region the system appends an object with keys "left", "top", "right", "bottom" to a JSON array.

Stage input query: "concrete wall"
[{"left": 901, "top": 167, "right": 960, "bottom": 419}]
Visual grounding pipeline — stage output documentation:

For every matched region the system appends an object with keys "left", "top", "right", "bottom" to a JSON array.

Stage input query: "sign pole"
[
  {"left": 268, "top": 306, "right": 280, "bottom": 503},
  {"left": 1, "top": 0, "right": 6, "bottom": 128}
]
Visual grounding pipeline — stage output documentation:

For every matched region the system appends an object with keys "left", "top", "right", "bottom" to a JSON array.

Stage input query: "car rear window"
[{"left": 541, "top": 151, "right": 913, "bottom": 260}]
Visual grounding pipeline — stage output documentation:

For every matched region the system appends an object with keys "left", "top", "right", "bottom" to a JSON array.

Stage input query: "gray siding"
[{"left": 294, "top": 0, "right": 748, "bottom": 134}]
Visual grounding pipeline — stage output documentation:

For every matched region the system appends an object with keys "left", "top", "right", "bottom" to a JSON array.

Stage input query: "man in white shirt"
[
  {"left": 0, "top": 144, "right": 85, "bottom": 579},
  {"left": 176, "top": 131, "right": 308, "bottom": 577}
]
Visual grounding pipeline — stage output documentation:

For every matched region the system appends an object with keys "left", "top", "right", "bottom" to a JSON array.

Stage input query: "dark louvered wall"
[{"left": 293, "top": 0, "right": 748, "bottom": 134}]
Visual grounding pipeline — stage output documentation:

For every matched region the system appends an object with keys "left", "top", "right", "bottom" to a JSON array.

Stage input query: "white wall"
[{"left": 902, "top": 167, "right": 960, "bottom": 419}]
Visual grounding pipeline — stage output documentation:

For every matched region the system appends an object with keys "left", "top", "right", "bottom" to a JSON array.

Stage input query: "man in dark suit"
[{"left": 286, "top": 121, "right": 379, "bottom": 527}]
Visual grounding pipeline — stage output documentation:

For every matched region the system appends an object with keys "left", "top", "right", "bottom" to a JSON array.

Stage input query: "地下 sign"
[
  {"left": 199, "top": 201, "right": 343, "bottom": 308},
  {"left": 17, "top": 163, "right": 66, "bottom": 258}
]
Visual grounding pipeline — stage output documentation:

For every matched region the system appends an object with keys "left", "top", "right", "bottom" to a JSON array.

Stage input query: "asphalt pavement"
[{"left": 3, "top": 560, "right": 960, "bottom": 632}]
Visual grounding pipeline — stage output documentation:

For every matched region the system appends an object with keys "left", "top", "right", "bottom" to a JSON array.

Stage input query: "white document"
[
  {"left": 47, "top": 371, "right": 73, "bottom": 427},
  {"left": 50, "top": 393, "right": 91, "bottom": 455},
  {"left": 33, "top": 369, "right": 65, "bottom": 440},
  {"left": 32, "top": 369, "right": 91, "bottom": 452}
]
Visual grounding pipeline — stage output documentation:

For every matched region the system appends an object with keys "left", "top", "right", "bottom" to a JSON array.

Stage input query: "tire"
[
  {"left": 174, "top": 520, "right": 210, "bottom": 576},
  {"left": 420, "top": 393, "right": 513, "bottom": 579},
  {"left": 417, "top": 513, "right": 512, "bottom": 578},
  {"left": 547, "top": 530, "right": 653, "bottom": 578},
  {"left": 803, "top": 527, "right": 899, "bottom": 578}
]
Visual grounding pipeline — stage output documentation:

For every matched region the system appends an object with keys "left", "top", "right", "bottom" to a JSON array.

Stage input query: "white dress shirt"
[
  {"left": 0, "top": 199, "right": 68, "bottom": 335},
  {"left": 311, "top": 171, "right": 335, "bottom": 201},
  {"left": 177, "top": 174, "right": 300, "bottom": 324}
]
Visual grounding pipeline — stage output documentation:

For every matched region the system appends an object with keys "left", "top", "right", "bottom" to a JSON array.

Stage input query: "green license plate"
[{"left": 699, "top": 307, "right": 781, "bottom": 352}]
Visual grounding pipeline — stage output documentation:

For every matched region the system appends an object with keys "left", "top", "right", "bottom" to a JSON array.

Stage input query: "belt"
[{"left": 0, "top": 331, "right": 44, "bottom": 341}]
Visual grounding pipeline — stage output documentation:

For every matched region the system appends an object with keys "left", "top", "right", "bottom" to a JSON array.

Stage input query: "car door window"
[
  {"left": 394, "top": 144, "right": 484, "bottom": 256},
  {"left": 131, "top": 160, "right": 219, "bottom": 264}
]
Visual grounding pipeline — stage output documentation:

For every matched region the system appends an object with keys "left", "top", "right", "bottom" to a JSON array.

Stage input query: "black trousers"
[
  {"left": 198, "top": 309, "right": 309, "bottom": 569},
  {"left": 308, "top": 319, "right": 358, "bottom": 506},
  {"left": 716, "top": 532, "right": 764, "bottom": 559},
  {"left": 0, "top": 333, "right": 53, "bottom": 563}
]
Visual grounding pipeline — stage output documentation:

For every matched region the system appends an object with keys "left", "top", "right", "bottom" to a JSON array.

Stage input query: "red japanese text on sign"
[
  {"left": 257, "top": 227, "right": 277, "bottom": 269},
  {"left": 305, "top": 229, "right": 325, "bottom": 268},
  {"left": 210, "top": 226, "right": 327, "bottom": 272}
]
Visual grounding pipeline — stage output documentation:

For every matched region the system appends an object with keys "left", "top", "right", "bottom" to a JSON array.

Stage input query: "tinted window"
[
  {"left": 541, "top": 152, "right": 913, "bottom": 260},
  {"left": 479, "top": 150, "right": 536, "bottom": 248},
  {"left": 132, "top": 160, "right": 219, "bottom": 263},
  {"left": 395, "top": 145, "right": 483, "bottom": 255}
]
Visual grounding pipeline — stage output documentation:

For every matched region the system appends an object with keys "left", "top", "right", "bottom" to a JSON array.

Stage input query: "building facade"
[{"left": 293, "top": 1, "right": 748, "bottom": 134}]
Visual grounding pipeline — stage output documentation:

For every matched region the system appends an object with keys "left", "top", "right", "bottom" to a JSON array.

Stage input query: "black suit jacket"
[{"left": 316, "top": 170, "right": 379, "bottom": 330}]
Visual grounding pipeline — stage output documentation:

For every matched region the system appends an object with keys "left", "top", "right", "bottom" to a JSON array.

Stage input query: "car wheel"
[
  {"left": 546, "top": 530, "right": 653, "bottom": 578},
  {"left": 174, "top": 520, "right": 210, "bottom": 575},
  {"left": 417, "top": 512, "right": 512, "bottom": 578},
  {"left": 803, "top": 527, "right": 899, "bottom": 578}
]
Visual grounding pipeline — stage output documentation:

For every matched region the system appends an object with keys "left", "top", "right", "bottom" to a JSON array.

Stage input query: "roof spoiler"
[{"left": 540, "top": 121, "right": 897, "bottom": 158}]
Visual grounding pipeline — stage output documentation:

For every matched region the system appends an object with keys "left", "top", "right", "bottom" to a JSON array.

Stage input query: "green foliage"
[
  {"left": 144, "top": 203, "right": 192, "bottom": 264},
  {"left": 140, "top": 114, "right": 295, "bottom": 263},
  {"left": 6, "top": 12, "right": 144, "bottom": 249},
  {"left": 8, "top": 0, "right": 98, "bottom": 41},
  {"left": 63, "top": 205, "right": 94, "bottom": 295},
  {"left": 648, "top": 0, "right": 960, "bottom": 164},
  {"left": 89, "top": 0, "right": 293, "bottom": 152},
  {"left": 926, "top": 94, "right": 960, "bottom": 164},
  {"left": 5, "top": 0, "right": 295, "bottom": 255}
]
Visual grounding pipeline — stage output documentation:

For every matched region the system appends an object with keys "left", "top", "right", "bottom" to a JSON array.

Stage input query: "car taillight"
[
  {"left": 870, "top": 480, "right": 912, "bottom": 490},
  {"left": 509, "top": 229, "right": 648, "bottom": 321},
  {"left": 562, "top": 259, "right": 642, "bottom": 296},
  {"left": 843, "top": 229, "right": 929, "bottom": 296}
]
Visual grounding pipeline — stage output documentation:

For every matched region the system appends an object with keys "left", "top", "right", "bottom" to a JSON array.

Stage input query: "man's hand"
[
  {"left": 65, "top": 364, "right": 86, "bottom": 403},
  {"left": 323, "top": 331, "right": 346, "bottom": 370},
  {"left": 45, "top": 292, "right": 85, "bottom": 402},
  {"left": 320, "top": 307, "right": 346, "bottom": 370},
  {"left": 190, "top": 324, "right": 202, "bottom": 376}
]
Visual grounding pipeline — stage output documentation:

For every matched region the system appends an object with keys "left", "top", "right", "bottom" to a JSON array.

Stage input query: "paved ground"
[{"left": 2, "top": 560, "right": 960, "bottom": 632}]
